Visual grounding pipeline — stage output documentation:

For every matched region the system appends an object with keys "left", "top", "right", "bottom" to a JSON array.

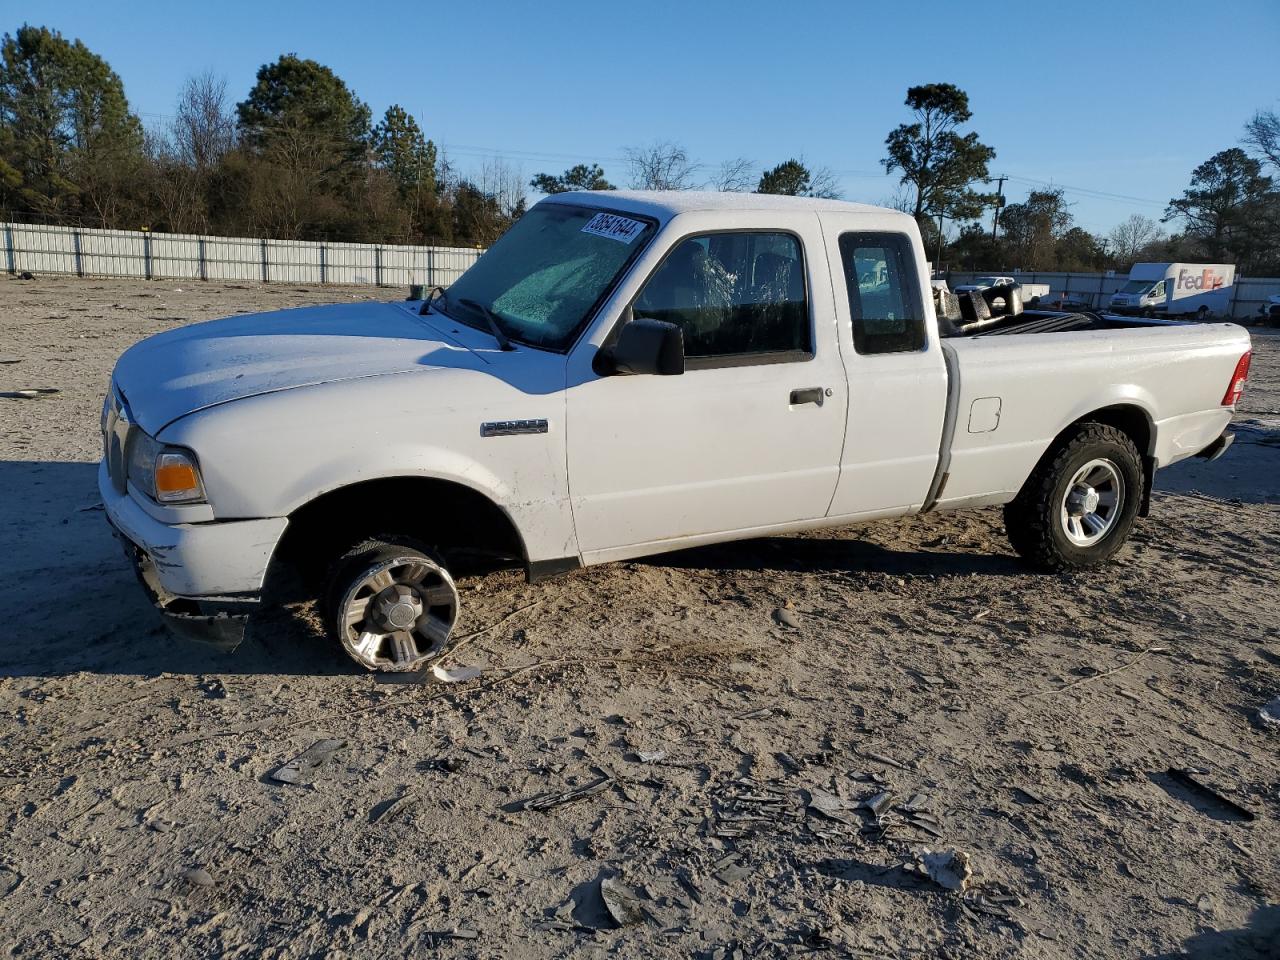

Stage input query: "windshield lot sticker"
[{"left": 581, "top": 212, "right": 647, "bottom": 244}]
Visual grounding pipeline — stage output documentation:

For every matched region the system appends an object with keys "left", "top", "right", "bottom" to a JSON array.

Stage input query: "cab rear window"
[{"left": 839, "top": 233, "right": 926, "bottom": 354}]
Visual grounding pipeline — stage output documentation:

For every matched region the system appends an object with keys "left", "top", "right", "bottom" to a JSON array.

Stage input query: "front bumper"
[{"left": 99, "top": 460, "right": 288, "bottom": 647}]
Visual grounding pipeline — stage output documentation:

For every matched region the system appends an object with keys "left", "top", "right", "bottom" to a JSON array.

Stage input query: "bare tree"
[
  {"left": 878, "top": 188, "right": 915, "bottom": 213},
  {"left": 710, "top": 157, "right": 754, "bottom": 192},
  {"left": 624, "top": 141, "right": 696, "bottom": 191},
  {"left": 476, "top": 157, "right": 527, "bottom": 219},
  {"left": 173, "top": 71, "right": 235, "bottom": 171},
  {"left": 1108, "top": 214, "right": 1165, "bottom": 265},
  {"left": 1244, "top": 108, "right": 1280, "bottom": 170},
  {"left": 807, "top": 166, "right": 843, "bottom": 200}
]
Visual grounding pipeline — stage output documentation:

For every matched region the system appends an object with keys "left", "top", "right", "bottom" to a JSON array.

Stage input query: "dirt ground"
[{"left": 1, "top": 275, "right": 1277, "bottom": 960}]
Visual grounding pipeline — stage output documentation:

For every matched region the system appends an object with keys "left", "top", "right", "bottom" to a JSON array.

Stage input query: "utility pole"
[
  {"left": 936, "top": 210, "right": 945, "bottom": 273},
  {"left": 990, "top": 175, "right": 1008, "bottom": 239}
]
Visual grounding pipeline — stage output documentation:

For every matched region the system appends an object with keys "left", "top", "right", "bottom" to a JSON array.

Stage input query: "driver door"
[{"left": 565, "top": 217, "right": 848, "bottom": 561}]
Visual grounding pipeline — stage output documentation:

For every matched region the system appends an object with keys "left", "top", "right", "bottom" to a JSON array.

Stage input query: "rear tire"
[
  {"left": 1004, "top": 423, "right": 1143, "bottom": 572},
  {"left": 324, "top": 537, "right": 459, "bottom": 672}
]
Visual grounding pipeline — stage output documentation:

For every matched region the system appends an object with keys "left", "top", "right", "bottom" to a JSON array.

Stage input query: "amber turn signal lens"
[{"left": 155, "top": 461, "right": 198, "bottom": 494}]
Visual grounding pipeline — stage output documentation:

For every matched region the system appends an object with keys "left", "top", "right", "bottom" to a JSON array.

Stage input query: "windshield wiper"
[{"left": 457, "top": 297, "right": 515, "bottom": 351}]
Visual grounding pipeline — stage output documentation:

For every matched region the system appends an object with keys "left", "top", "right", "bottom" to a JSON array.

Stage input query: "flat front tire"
[
  {"left": 324, "top": 538, "right": 459, "bottom": 672},
  {"left": 1004, "top": 423, "right": 1143, "bottom": 572}
]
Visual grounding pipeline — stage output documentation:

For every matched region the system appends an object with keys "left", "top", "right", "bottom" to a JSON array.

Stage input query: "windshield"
[
  {"left": 974, "top": 277, "right": 1002, "bottom": 285},
  {"left": 442, "top": 203, "right": 656, "bottom": 350},
  {"left": 1119, "top": 280, "right": 1154, "bottom": 294}
]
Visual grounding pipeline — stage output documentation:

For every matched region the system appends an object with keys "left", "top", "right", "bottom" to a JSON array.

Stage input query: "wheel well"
[
  {"left": 273, "top": 477, "right": 527, "bottom": 584},
  {"left": 1064, "top": 404, "right": 1155, "bottom": 516},
  {"left": 1075, "top": 404, "right": 1152, "bottom": 457}
]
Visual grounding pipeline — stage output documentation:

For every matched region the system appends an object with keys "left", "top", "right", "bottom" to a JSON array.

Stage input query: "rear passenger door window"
[
  {"left": 633, "top": 231, "right": 810, "bottom": 366},
  {"left": 838, "top": 233, "right": 926, "bottom": 354}
]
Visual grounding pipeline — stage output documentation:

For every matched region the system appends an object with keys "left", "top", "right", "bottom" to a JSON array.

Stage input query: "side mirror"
[{"left": 601, "top": 317, "right": 685, "bottom": 376}]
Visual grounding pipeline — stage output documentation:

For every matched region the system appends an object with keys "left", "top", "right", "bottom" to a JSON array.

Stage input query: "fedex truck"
[{"left": 1108, "top": 263, "right": 1235, "bottom": 319}]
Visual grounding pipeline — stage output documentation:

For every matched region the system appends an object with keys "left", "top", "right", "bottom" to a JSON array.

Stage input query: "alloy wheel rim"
[
  {"left": 338, "top": 556, "right": 458, "bottom": 671},
  {"left": 1060, "top": 458, "right": 1124, "bottom": 547}
]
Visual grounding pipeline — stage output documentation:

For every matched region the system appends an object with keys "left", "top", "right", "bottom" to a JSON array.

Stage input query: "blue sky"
[{"left": 20, "top": 0, "right": 1280, "bottom": 234}]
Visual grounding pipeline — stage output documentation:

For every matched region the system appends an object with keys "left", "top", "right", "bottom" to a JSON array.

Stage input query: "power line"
[{"left": 1002, "top": 173, "right": 1166, "bottom": 208}]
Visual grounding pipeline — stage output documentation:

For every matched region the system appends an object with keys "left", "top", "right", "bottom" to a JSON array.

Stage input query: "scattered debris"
[
  {"left": 532, "top": 900, "right": 595, "bottom": 936},
  {"left": 0, "top": 388, "right": 59, "bottom": 399},
  {"left": 514, "top": 775, "right": 613, "bottom": 812},
  {"left": 895, "top": 794, "right": 943, "bottom": 837},
  {"left": 1012, "top": 786, "right": 1044, "bottom": 805},
  {"left": 961, "top": 884, "right": 1024, "bottom": 922},
  {"left": 675, "top": 868, "right": 702, "bottom": 905},
  {"left": 1167, "top": 768, "right": 1256, "bottom": 821},
  {"left": 269, "top": 738, "right": 346, "bottom": 785},
  {"left": 600, "top": 877, "right": 647, "bottom": 927},
  {"left": 427, "top": 756, "right": 467, "bottom": 774},
  {"left": 714, "top": 778, "right": 791, "bottom": 839},
  {"left": 182, "top": 867, "right": 215, "bottom": 888},
  {"left": 807, "top": 787, "right": 853, "bottom": 824},
  {"left": 1257, "top": 696, "right": 1280, "bottom": 731},
  {"left": 18, "top": 271, "right": 34, "bottom": 280},
  {"left": 0, "top": 356, "right": 20, "bottom": 364},
  {"left": 713, "top": 854, "right": 752, "bottom": 885},
  {"left": 773, "top": 607, "right": 800, "bottom": 629},
  {"left": 370, "top": 790, "right": 417, "bottom": 824},
  {"left": 858, "top": 790, "right": 892, "bottom": 818},
  {"left": 432, "top": 663, "right": 481, "bottom": 683},
  {"left": 914, "top": 848, "right": 973, "bottom": 891},
  {"left": 776, "top": 751, "right": 802, "bottom": 773},
  {"left": 636, "top": 750, "right": 667, "bottom": 764},
  {"left": 860, "top": 750, "right": 908, "bottom": 770}
]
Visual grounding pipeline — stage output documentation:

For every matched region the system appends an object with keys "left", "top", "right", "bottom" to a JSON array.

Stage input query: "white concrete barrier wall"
[{"left": 2, "top": 222, "right": 482, "bottom": 288}]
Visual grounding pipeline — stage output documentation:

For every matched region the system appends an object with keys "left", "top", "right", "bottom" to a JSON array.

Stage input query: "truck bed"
[
  {"left": 959, "top": 309, "right": 1187, "bottom": 337},
  {"left": 934, "top": 316, "right": 1250, "bottom": 513}
]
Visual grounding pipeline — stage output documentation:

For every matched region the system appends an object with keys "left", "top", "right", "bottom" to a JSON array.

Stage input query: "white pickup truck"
[{"left": 100, "top": 192, "right": 1252, "bottom": 672}]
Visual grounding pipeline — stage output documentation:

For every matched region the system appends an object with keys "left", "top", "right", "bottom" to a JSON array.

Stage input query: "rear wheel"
[
  {"left": 324, "top": 538, "right": 459, "bottom": 672},
  {"left": 1004, "top": 423, "right": 1143, "bottom": 571}
]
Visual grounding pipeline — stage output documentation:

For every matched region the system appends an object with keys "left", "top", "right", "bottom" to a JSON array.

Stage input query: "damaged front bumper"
[
  {"left": 113, "top": 532, "right": 256, "bottom": 649},
  {"left": 98, "top": 460, "right": 285, "bottom": 650}
]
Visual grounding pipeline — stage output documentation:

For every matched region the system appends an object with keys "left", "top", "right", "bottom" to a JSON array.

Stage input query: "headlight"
[{"left": 126, "top": 432, "right": 207, "bottom": 504}]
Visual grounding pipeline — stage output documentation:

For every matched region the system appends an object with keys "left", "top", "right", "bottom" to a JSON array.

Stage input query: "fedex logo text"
[{"left": 1176, "top": 268, "right": 1227, "bottom": 291}]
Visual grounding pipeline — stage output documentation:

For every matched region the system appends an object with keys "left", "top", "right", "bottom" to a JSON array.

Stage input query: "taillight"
[{"left": 1222, "top": 351, "right": 1251, "bottom": 406}]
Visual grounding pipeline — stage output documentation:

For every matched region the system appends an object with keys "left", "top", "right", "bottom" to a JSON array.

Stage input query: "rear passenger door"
[
  {"left": 821, "top": 221, "right": 950, "bottom": 518},
  {"left": 566, "top": 217, "right": 848, "bottom": 559}
]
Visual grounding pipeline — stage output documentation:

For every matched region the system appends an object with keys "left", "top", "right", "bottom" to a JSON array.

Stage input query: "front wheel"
[
  {"left": 324, "top": 538, "right": 459, "bottom": 672},
  {"left": 1004, "top": 423, "right": 1143, "bottom": 572}
]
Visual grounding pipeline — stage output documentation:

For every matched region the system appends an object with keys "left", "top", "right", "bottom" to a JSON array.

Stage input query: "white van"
[{"left": 1108, "top": 263, "right": 1235, "bottom": 319}]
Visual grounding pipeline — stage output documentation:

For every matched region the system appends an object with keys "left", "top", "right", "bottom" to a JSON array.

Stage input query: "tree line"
[
  {"left": 2, "top": 24, "right": 1277, "bottom": 274},
  {"left": 876, "top": 82, "right": 1280, "bottom": 275},
  {"left": 0, "top": 26, "right": 521, "bottom": 246}
]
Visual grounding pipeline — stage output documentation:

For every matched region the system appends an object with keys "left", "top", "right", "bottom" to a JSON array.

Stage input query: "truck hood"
[{"left": 113, "top": 301, "right": 481, "bottom": 434}]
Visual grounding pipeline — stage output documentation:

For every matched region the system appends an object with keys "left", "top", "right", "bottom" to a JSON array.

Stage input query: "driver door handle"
[{"left": 790, "top": 387, "right": 825, "bottom": 407}]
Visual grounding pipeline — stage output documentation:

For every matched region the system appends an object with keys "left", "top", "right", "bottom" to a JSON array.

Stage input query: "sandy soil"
[{"left": 0, "top": 275, "right": 1277, "bottom": 960}]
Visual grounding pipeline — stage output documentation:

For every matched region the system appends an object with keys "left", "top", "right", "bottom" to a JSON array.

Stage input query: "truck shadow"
[
  {"left": 0, "top": 459, "right": 350, "bottom": 679},
  {"left": 0, "top": 458, "right": 1023, "bottom": 680},
  {"left": 1145, "top": 903, "right": 1280, "bottom": 959},
  {"left": 644, "top": 533, "right": 1025, "bottom": 578}
]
